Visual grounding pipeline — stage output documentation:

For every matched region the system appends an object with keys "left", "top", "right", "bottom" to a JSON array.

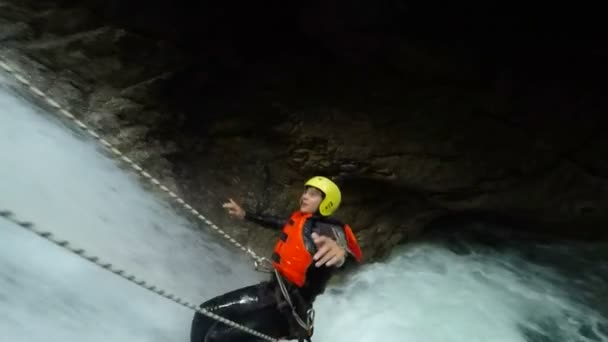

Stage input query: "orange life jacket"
[{"left": 272, "top": 211, "right": 363, "bottom": 287}]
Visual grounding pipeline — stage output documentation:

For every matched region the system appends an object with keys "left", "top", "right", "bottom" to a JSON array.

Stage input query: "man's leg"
[
  {"left": 203, "top": 305, "right": 291, "bottom": 342},
  {"left": 190, "top": 281, "right": 288, "bottom": 342}
]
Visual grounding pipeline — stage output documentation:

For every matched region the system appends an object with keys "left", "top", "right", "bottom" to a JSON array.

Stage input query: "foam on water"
[{"left": 314, "top": 239, "right": 608, "bottom": 342}]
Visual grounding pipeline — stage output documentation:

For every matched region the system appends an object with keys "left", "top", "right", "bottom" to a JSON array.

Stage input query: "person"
[{"left": 190, "top": 176, "right": 363, "bottom": 342}]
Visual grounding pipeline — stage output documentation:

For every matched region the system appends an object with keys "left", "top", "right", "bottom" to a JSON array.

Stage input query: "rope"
[
  {"left": 0, "top": 209, "right": 279, "bottom": 342},
  {"left": 0, "top": 58, "right": 269, "bottom": 269},
  {"left": 275, "top": 269, "right": 315, "bottom": 334}
]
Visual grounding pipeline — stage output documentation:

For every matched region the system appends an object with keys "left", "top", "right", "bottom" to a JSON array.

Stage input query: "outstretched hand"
[
  {"left": 312, "top": 232, "right": 346, "bottom": 267},
  {"left": 222, "top": 198, "right": 246, "bottom": 219}
]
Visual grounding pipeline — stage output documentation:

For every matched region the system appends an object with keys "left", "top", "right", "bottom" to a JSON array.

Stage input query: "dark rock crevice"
[{"left": 1, "top": 0, "right": 607, "bottom": 261}]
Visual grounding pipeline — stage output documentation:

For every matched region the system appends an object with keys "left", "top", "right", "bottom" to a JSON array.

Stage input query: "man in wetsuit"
[{"left": 190, "top": 176, "right": 363, "bottom": 342}]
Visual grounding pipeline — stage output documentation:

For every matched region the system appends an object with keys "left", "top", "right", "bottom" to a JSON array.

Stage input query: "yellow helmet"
[{"left": 304, "top": 176, "right": 341, "bottom": 216}]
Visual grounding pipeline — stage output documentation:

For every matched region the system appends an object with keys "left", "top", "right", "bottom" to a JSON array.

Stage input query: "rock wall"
[{"left": 1, "top": 0, "right": 607, "bottom": 260}]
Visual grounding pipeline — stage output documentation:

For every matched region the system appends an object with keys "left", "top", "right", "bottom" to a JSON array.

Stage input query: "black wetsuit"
[{"left": 190, "top": 211, "right": 355, "bottom": 342}]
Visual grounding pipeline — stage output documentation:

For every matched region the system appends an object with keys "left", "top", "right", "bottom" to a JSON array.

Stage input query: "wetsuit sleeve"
[
  {"left": 313, "top": 220, "right": 363, "bottom": 263},
  {"left": 244, "top": 211, "right": 287, "bottom": 230},
  {"left": 333, "top": 224, "right": 363, "bottom": 263}
]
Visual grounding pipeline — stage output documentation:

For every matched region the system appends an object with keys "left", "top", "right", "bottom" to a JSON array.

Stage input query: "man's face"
[{"left": 299, "top": 186, "right": 323, "bottom": 213}]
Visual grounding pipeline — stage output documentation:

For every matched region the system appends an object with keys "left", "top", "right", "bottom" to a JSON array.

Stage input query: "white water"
[
  {"left": 315, "top": 241, "right": 608, "bottom": 342},
  {"left": 1, "top": 71, "right": 607, "bottom": 342},
  {"left": 0, "top": 74, "right": 266, "bottom": 341}
]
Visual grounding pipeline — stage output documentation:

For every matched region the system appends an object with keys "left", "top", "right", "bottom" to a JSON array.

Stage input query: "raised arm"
[
  {"left": 244, "top": 211, "right": 287, "bottom": 230},
  {"left": 222, "top": 198, "right": 286, "bottom": 230}
]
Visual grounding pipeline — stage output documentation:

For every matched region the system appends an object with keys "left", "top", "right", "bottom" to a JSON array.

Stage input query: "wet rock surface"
[{"left": 1, "top": 0, "right": 606, "bottom": 260}]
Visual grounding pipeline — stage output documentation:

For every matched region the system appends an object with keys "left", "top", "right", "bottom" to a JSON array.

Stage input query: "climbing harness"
[
  {"left": 274, "top": 269, "right": 315, "bottom": 342},
  {"left": 255, "top": 257, "right": 275, "bottom": 273},
  {"left": 0, "top": 57, "right": 271, "bottom": 273},
  {"left": 0, "top": 209, "right": 279, "bottom": 342}
]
